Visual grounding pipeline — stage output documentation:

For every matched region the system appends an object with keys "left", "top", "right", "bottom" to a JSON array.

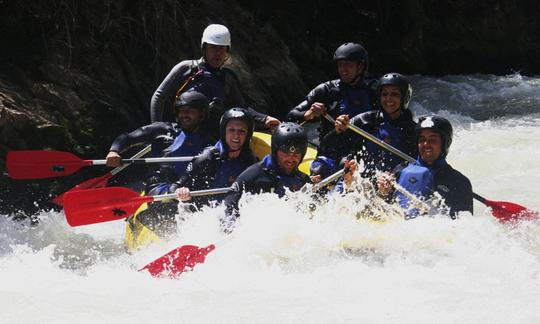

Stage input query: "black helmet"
[
  {"left": 333, "top": 42, "right": 368, "bottom": 66},
  {"left": 377, "top": 73, "right": 413, "bottom": 110},
  {"left": 174, "top": 90, "right": 209, "bottom": 116},
  {"left": 271, "top": 122, "right": 308, "bottom": 161},
  {"left": 416, "top": 116, "right": 453, "bottom": 157},
  {"left": 219, "top": 108, "right": 254, "bottom": 152}
]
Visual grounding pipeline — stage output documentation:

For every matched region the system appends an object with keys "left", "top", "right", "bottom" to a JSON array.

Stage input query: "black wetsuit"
[
  {"left": 222, "top": 155, "right": 310, "bottom": 229},
  {"left": 168, "top": 141, "right": 257, "bottom": 208},
  {"left": 395, "top": 157, "right": 473, "bottom": 219},
  {"left": 319, "top": 109, "right": 417, "bottom": 176},
  {"left": 150, "top": 59, "right": 268, "bottom": 140},
  {"left": 287, "top": 78, "right": 375, "bottom": 142}
]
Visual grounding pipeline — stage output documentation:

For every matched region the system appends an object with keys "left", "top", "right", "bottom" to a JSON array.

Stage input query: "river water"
[{"left": 1, "top": 74, "right": 539, "bottom": 323}]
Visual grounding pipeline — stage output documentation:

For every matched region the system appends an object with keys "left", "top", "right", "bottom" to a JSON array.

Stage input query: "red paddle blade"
[
  {"left": 52, "top": 172, "right": 113, "bottom": 206},
  {"left": 7, "top": 150, "right": 91, "bottom": 179},
  {"left": 63, "top": 187, "right": 153, "bottom": 226},
  {"left": 140, "top": 244, "right": 216, "bottom": 278},
  {"left": 485, "top": 199, "right": 539, "bottom": 223}
]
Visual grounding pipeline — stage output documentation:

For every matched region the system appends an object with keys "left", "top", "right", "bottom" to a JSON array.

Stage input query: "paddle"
[
  {"left": 63, "top": 186, "right": 233, "bottom": 227},
  {"left": 52, "top": 145, "right": 153, "bottom": 206},
  {"left": 139, "top": 168, "right": 350, "bottom": 278},
  {"left": 323, "top": 113, "right": 539, "bottom": 222},
  {"left": 139, "top": 244, "right": 216, "bottom": 278},
  {"left": 6, "top": 150, "right": 196, "bottom": 179}
]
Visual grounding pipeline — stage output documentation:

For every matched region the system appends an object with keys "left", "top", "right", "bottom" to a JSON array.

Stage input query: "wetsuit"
[
  {"left": 165, "top": 141, "right": 257, "bottom": 207},
  {"left": 150, "top": 59, "right": 269, "bottom": 140},
  {"left": 287, "top": 78, "right": 375, "bottom": 142},
  {"left": 319, "top": 109, "right": 417, "bottom": 177},
  {"left": 223, "top": 155, "right": 311, "bottom": 228},
  {"left": 395, "top": 157, "right": 473, "bottom": 219}
]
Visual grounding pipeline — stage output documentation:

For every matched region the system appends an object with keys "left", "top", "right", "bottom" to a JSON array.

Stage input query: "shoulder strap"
[{"left": 173, "top": 60, "right": 204, "bottom": 104}]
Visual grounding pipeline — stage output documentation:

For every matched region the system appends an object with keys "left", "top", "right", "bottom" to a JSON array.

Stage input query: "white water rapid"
[{"left": 1, "top": 74, "right": 539, "bottom": 323}]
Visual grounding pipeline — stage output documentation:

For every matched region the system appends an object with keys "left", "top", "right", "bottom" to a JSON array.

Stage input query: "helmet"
[
  {"left": 219, "top": 108, "right": 254, "bottom": 152},
  {"left": 174, "top": 90, "right": 209, "bottom": 117},
  {"left": 333, "top": 42, "right": 368, "bottom": 65},
  {"left": 271, "top": 122, "right": 308, "bottom": 161},
  {"left": 416, "top": 116, "right": 453, "bottom": 157},
  {"left": 201, "top": 24, "right": 231, "bottom": 49},
  {"left": 310, "top": 156, "right": 337, "bottom": 179},
  {"left": 377, "top": 73, "right": 413, "bottom": 110}
]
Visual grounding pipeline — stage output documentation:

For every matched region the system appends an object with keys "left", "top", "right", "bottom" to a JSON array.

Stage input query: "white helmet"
[{"left": 201, "top": 24, "right": 231, "bottom": 49}]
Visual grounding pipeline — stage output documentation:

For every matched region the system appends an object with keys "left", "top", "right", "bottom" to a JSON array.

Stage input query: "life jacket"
[
  {"left": 364, "top": 116, "right": 407, "bottom": 171},
  {"left": 333, "top": 81, "right": 372, "bottom": 118},
  {"left": 396, "top": 157, "right": 448, "bottom": 218},
  {"left": 188, "top": 62, "right": 227, "bottom": 103},
  {"left": 165, "top": 131, "right": 210, "bottom": 177},
  {"left": 212, "top": 141, "right": 252, "bottom": 190},
  {"left": 261, "top": 155, "right": 307, "bottom": 197}
]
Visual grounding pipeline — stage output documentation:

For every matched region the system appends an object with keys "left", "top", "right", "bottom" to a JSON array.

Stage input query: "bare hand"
[
  {"left": 376, "top": 172, "right": 395, "bottom": 197},
  {"left": 304, "top": 102, "right": 326, "bottom": 121},
  {"left": 175, "top": 187, "right": 192, "bottom": 202},
  {"left": 335, "top": 114, "right": 350, "bottom": 133},
  {"left": 310, "top": 174, "right": 322, "bottom": 184},
  {"left": 343, "top": 159, "right": 358, "bottom": 188},
  {"left": 265, "top": 116, "right": 281, "bottom": 129},
  {"left": 105, "top": 151, "right": 122, "bottom": 167}
]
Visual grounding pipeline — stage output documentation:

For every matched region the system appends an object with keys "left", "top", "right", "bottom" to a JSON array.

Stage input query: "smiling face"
[
  {"left": 225, "top": 119, "right": 249, "bottom": 154},
  {"left": 380, "top": 85, "right": 402, "bottom": 118},
  {"left": 177, "top": 106, "right": 204, "bottom": 132},
  {"left": 418, "top": 129, "right": 443, "bottom": 165},
  {"left": 204, "top": 43, "right": 229, "bottom": 68},
  {"left": 276, "top": 150, "right": 302, "bottom": 175},
  {"left": 337, "top": 60, "right": 364, "bottom": 84}
]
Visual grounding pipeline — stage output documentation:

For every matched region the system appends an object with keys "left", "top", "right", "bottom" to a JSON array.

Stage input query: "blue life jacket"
[
  {"left": 167, "top": 131, "right": 210, "bottom": 177},
  {"left": 396, "top": 157, "right": 448, "bottom": 218},
  {"left": 212, "top": 141, "right": 250, "bottom": 190},
  {"left": 333, "top": 83, "right": 371, "bottom": 118},
  {"left": 365, "top": 116, "right": 407, "bottom": 171},
  {"left": 189, "top": 65, "right": 226, "bottom": 102},
  {"left": 262, "top": 155, "right": 306, "bottom": 197}
]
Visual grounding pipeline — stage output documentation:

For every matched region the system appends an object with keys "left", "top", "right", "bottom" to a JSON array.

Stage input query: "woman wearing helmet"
[
  {"left": 171, "top": 108, "right": 257, "bottom": 207},
  {"left": 318, "top": 73, "right": 417, "bottom": 179},
  {"left": 150, "top": 24, "right": 279, "bottom": 134},
  {"left": 378, "top": 116, "right": 473, "bottom": 218},
  {"left": 287, "top": 42, "right": 374, "bottom": 143}
]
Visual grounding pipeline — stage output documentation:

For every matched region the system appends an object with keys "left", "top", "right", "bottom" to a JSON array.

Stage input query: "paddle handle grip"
[
  {"left": 151, "top": 187, "right": 234, "bottom": 202},
  {"left": 109, "top": 145, "right": 152, "bottom": 176},
  {"left": 90, "top": 156, "right": 195, "bottom": 166}
]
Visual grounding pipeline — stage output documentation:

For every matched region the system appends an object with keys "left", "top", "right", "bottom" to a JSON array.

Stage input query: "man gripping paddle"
[{"left": 376, "top": 116, "right": 473, "bottom": 219}]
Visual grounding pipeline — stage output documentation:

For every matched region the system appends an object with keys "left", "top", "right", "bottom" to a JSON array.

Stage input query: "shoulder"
[
  {"left": 440, "top": 165, "right": 472, "bottom": 188},
  {"left": 221, "top": 67, "right": 240, "bottom": 82},
  {"left": 199, "top": 146, "right": 220, "bottom": 160},
  {"left": 307, "top": 80, "right": 340, "bottom": 99},
  {"left": 142, "top": 121, "right": 173, "bottom": 132},
  {"left": 169, "top": 60, "right": 196, "bottom": 73},
  {"left": 239, "top": 161, "right": 265, "bottom": 179},
  {"left": 351, "top": 110, "right": 379, "bottom": 126}
]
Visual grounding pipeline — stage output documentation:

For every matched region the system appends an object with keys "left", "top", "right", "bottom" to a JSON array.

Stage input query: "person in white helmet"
[{"left": 150, "top": 24, "right": 280, "bottom": 141}]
